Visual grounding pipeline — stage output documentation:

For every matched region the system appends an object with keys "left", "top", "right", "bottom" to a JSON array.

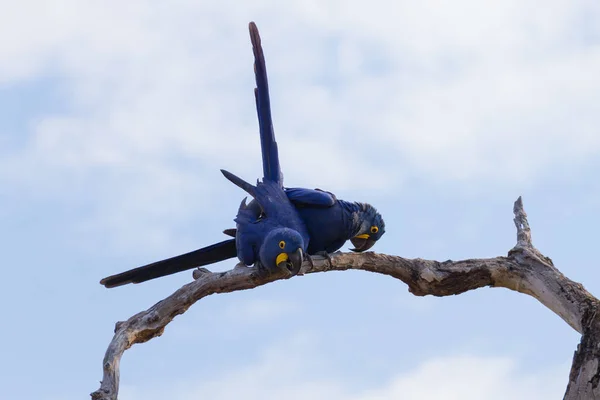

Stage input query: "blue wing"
[
  {"left": 222, "top": 188, "right": 334, "bottom": 239},
  {"left": 249, "top": 22, "right": 282, "bottom": 185},
  {"left": 232, "top": 198, "right": 260, "bottom": 265},
  {"left": 221, "top": 169, "right": 288, "bottom": 217},
  {"left": 285, "top": 188, "right": 336, "bottom": 208}
]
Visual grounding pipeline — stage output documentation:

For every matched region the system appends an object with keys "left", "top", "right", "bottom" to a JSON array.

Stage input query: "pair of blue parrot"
[{"left": 100, "top": 22, "right": 385, "bottom": 288}]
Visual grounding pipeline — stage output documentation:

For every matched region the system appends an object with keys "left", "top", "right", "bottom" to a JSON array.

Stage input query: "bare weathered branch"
[{"left": 91, "top": 198, "right": 600, "bottom": 400}]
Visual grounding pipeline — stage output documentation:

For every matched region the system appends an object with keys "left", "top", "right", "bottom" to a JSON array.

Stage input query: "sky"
[{"left": 1, "top": 0, "right": 599, "bottom": 398}]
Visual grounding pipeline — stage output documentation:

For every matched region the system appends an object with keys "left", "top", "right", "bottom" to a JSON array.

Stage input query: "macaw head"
[
  {"left": 350, "top": 203, "right": 386, "bottom": 252},
  {"left": 259, "top": 228, "right": 305, "bottom": 275}
]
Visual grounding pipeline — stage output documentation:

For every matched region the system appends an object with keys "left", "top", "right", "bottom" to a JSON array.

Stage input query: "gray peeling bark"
[{"left": 91, "top": 197, "right": 600, "bottom": 400}]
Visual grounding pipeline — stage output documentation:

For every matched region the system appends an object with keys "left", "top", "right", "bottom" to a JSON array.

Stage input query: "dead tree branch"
[{"left": 91, "top": 197, "right": 600, "bottom": 400}]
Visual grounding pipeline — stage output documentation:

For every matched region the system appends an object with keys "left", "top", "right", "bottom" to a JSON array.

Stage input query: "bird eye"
[
  {"left": 370, "top": 226, "right": 379, "bottom": 234},
  {"left": 279, "top": 240, "right": 286, "bottom": 249}
]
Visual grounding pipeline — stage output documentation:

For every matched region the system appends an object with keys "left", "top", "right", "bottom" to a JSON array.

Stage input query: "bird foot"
[
  {"left": 298, "top": 253, "right": 314, "bottom": 275},
  {"left": 300, "top": 251, "right": 333, "bottom": 273},
  {"left": 315, "top": 251, "right": 333, "bottom": 267},
  {"left": 280, "top": 259, "right": 301, "bottom": 277}
]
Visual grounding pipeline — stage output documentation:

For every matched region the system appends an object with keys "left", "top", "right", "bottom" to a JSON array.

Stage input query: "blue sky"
[{"left": 1, "top": 0, "right": 600, "bottom": 399}]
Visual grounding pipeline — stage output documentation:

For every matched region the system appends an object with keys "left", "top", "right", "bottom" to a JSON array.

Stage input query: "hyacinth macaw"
[
  {"left": 231, "top": 22, "right": 386, "bottom": 255},
  {"left": 100, "top": 21, "right": 386, "bottom": 288},
  {"left": 99, "top": 24, "right": 310, "bottom": 288}
]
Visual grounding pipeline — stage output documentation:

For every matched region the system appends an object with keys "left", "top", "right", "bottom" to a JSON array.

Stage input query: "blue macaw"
[
  {"left": 230, "top": 22, "right": 386, "bottom": 255},
  {"left": 99, "top": 21, "right": 386, "bottom": 288},
  {"left": 99, "top": 24, "right": 309, "bottom": 289}
]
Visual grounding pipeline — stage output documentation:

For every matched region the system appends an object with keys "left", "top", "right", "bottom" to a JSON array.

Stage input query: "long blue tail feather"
[
  {"left": 249, "top": 22, "right": 282, "bottom": 184},
  {"left": 100, "top": 239, "right": 237, "bottom": 288}
]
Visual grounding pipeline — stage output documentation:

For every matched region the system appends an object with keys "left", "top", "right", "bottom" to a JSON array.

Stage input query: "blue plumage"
[
  {"left": 248, "top": 22, "right": 386, "bottom": 255},
  {"left": 250, "top": 23, "right": 282, "bottom": 185},
  {"left": 292, "top": 199, "right": 385, "bottom": 254},
  {"left": 100, "top": 22, "right": 310, "bottom": 288},
  {"left": 220, "top": 168, "right": 309, "bottom": 272},
  {"left": 285, "top": 188, "right": 336, "bottom": 208},
  {"left": 218, "top": 22, "right": 310, "bottom": 272},
  {"left": 100, "top": 21, "right": 386, "bottom": 289}
]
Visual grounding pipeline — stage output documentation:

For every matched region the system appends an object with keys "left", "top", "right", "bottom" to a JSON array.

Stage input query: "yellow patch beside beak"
[
  {"left": 276, "top": 253, "right": 289, "bottom": 265},
  {"left": 354, "top": 234, "right": 370, "bottom": 239}
]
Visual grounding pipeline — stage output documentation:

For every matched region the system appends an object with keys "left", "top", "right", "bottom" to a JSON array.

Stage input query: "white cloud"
[
  {"left": 1, "top": 0, "right": 599, "bottom": 246},
  {"left": 119, "top": 334, "right": 569, "bottom": 400},
  {"left": 357, "top": 356, "right": 567, "bottom": 400}
]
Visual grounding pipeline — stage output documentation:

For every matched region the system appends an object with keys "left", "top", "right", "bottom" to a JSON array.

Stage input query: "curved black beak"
[
  {"left": 277, "top": 248, "right": 304, "bottom": 275},
  {"left": 350, "top": 236, "right": 377, "bottom": 252}
]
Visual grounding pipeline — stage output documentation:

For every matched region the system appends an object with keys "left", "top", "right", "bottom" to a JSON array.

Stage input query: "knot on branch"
[
  {"left": 192, "top": 267, "right": 212, "bottom": 280},
  {"left": 114, "top": 321, "right": 125, "bottom": 333}
]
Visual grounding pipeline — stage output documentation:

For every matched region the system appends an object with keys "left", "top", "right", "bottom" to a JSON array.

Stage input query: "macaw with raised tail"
[
  {"left": 99, "top": 21, "right": 386, "bottom": 288},
  {"left": 231, "top": 22, "right": 386, "bottom": 255},
  {"left": 99, "top": 24, "right": 310, "bottom": 289}
]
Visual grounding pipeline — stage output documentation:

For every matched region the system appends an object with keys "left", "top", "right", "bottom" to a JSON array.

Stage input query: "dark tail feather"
[
  {"left": 221, "top": 169, "right": 257, "bottom": 197},
  {"left": 223, "top": 228, "right": 237, "bottom": 237},
  {"left": 249, "top": 22, "right": 282, "bottom": 184},
  {"left": 100, "top": 239, "right": 237, "bottom": 288}
]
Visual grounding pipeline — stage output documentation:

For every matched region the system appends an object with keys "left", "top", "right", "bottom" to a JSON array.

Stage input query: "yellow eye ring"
[
  {"left": 370, "top": 226, "right": 379, "bottom": 234},
  {"left": 279, "top": 240, "right": 286, "bottom": 249}
]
